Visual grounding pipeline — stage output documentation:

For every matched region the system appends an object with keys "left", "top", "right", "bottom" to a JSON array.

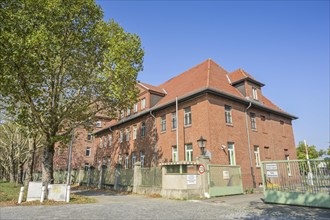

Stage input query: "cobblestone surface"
[{"left": 1, "top": 191, "right": 329, "bottom": 220}]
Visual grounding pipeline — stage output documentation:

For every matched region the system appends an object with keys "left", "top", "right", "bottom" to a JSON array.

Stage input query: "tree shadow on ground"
[
  {"left": 244, "top": 199, "right": 330, "bottom": 219},
  {"left": 72, "top": 189, "right": 129, "bottom": 197}
]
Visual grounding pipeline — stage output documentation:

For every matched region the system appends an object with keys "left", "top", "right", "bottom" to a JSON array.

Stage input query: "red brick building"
[
  {"left": 92, "top": 59, "right": 297, "bottom": 188},
  {"left": 53, "top": 115, "right": 112, "bottom": 170}
]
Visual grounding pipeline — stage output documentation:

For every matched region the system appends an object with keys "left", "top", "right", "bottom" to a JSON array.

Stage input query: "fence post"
[
  {"left": 78, "top": 168, "right": 85, "bottom": 186},
  {"left": 114, "top": 163, "right": 122, "bottom": 190},
  {"left": 87, "top": 167, "right": 91, "bottom": 187},
  {"left": 196, "top": 155, "right": 211, "bottom": 198},
  {"left": 133, "top": 162, "right": 142, "bottom": 193},
  {"left": 98, "top": 165, "right": 106, "bottom": 189}
]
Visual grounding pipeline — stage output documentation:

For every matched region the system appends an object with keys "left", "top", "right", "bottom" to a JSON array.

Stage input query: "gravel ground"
[{"left": 1, "top": 191, "right": 329, "bottom": 220}]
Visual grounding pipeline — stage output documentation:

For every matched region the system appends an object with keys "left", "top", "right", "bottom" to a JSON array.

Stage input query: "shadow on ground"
[
  {"left": 73, "top": 190, "right": 129, "bottom": 197},
  {"left": 244, "top": 200, "right": 330, "bottom": 219}
]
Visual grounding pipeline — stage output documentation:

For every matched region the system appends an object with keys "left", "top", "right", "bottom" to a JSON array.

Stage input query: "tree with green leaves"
[
  {"left": 296, "top": 141, "right": 322, "bottom": 160},
  {"left": 0, "top": 0, "right": 144, "bottom": 186}
]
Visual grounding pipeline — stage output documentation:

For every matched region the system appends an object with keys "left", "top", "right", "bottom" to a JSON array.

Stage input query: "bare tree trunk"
[
  {"left": 9, "top": 153, "right": 15, "bottom": 183},
  {"left": 42, "top": 137, "right": 55, "bottom": 186},
  {"left": 24, "top": 136, "right": 37, "bottom": 187}
]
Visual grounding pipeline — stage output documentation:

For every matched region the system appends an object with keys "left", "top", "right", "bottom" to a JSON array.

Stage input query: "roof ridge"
[
  {"left": 207, "top": 58, "right": 211, "bottom": 87},
  {"left": 240, "top": 68, "right": 248, "bottom": 78}
]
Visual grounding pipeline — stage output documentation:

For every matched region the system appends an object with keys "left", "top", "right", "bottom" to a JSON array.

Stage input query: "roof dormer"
[{"left": 228, "top": 69, "right": 264, "bottom": 101}]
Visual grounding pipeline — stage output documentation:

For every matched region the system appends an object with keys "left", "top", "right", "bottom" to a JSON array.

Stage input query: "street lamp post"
[{"left": 197, "top": 136, "right": 207, "bottom": 156}]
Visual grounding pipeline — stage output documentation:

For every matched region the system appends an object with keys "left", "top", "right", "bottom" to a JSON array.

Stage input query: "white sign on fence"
[
  {"left": 48, "top": 184, "right": 68, "bottom": 202},
  {"left": 266, "top": 164, "right": 278, "bottom": 171},
  {"left": 223, "top": 171, "right": 230, "bottom": 180},
  {"left": 27, "top": 182, "right": 43, "bottom": 201},
  {"left": 266, "top": 171, "right": 279, "bottom": 178},
  {"left": 187, "top": 175, "right": 197, "bottom": 185}
]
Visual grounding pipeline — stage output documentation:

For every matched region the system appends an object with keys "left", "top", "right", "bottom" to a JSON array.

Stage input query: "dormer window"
[
  {"left": 252, "top": 87, "right": 258, "bottom": 100},
  {"left": 96, "top": 121, "right": 102, "bottom": 128},
  {"left": 141, "top": 98, "right": 146, "bottom": 109}
]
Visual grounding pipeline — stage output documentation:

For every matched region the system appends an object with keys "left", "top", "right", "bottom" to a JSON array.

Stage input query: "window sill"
[
  {"left": 171, "top": 128, "right": 177, "bottom": 131},
  {"left": 226, "top": 123, "right": 233, "bottom": 127},
  {"left": 256, "top": 166, "right": 261, "bottom": 169},
  {"left": 252, "top": 129, "right": 258, "bottom": 132},
  {"left": 184, "top": 124, "right": 192, "bottom": 128},
  {"left": 160, "top": 131, "right": 166, "bottom": 134}
]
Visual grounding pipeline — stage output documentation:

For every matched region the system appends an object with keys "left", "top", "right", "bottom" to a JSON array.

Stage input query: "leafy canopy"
[
  {"left": 0, "top": 0, "right": 144, "bottom": 143},
  {"left": 296, "top": 142, "right": 322, "bottom": 160}
]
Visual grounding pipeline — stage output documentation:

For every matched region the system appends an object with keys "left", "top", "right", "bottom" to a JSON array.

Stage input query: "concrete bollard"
[
  {"left": 66, "top": 185, "right": 71, "bottom": 203},
  {"left": 40, "top": 186, "right": 45, "bottom": 203},
  {"left": 18, "top": 186, "right": 24, "bottom": 204}
]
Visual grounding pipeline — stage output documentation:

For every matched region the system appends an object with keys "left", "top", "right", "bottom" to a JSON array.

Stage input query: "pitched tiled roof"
[
  {"left": 228, "top": 68, "right": 264, "bottom": 86},
  {"left": 94, "top": 59, "right": 296, "bottom": 135},
  {"left": 154, "top": 59, "right": 244, "bottom": 106},
  {"left": 138, "top": 82, "right": 166, "bottom": 95}
]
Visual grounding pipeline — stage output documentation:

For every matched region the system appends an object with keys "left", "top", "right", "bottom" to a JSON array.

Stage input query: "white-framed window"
[
  {"left": 134, "top": 103, "right": 138, "bottom": 113},
  {"left": 225, "top": 105, "right": 232, "bottom": 124},
  {"left": 120, "top": 110, "right": 125, "bottom": 118},
  {"left": 84, "top": 163, "right": 90, "bottom": 171},
  {"left": 87, "top": 133, "right": 92, "bottom": 141},
  {"left": 161, "top": 115, "right": 166, "bottom": 132},
  {"left": 185, "top": 144, "right": 193, "bottom": 162},
  {"left": 172, "top": 146, "right": 178, "bottom": 162},
  {"left": 127, "top": 108, "right": 131, "bottom": 116},
  {"left": 250, "top": 112, "right": 257, "bottom": 130},
  {"left": 96, "top": 121, "right": 102, "bottom": 128},
  {"left": 118, "top": 154, "right": 123, "bottom": 164},
  {"left": 171, "top": 112, "right": 177, "bottom": 129},
  {"left": 108, "top": 134, "right": 112, "bottom": 147},
  {"left": 254, "top": 145, "right": 261, "bottom": 167},
  {"left": 103, "top": 136, "right": 107, "bottom": 148},
  {"left": 126, "top": 128, "right": 130, "bottom": 142},
  {"left": 85, "top": 147, "right": 91, "bottom": 156},
  {"left": 184, "top": 107, "right": 192, "bottom": 126},
  {"left": 252, "top": 87, "right": 258, "bottom": 100},
  {"left": 119, "top": 130, "right": 123, "bottom": 143},
  {"left": 125, "top": 154, "right": 129, "bottom": 169},
  {"left": 228, "top": 142, "right": 236, "bottom": 165},
  {"left": 140, "top": 151, "right": 145, "bottom": 168},
  {"left": 285, "top": 154, "right": 292, "bottom": 176},
  {"left": 107, "top": 157, "right": 111, "bottom": 167},
  {"left": 99, "top": 138, "right": 103, "bottom": 148},
  {"left": 141, "top": 98, "right": 146, "bottom": 109},
  {"left": 141, "top": 122, "right": 145, "bottom": 137},
  {"left": 133, "top": 125, "right": 137, "bottom": 140},
  {"left": 132, "top": 152, "right": 136, "bottom": 167}
]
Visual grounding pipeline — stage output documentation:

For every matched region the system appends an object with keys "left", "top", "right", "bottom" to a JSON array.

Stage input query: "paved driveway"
[{"left": 1, "top": 191, "right": 329, "bottom": 219}]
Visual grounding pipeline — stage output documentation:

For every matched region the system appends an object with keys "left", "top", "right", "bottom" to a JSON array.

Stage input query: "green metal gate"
[
  {"left": 261, "top": 159, "right": 330, "bottom": 208},
  {"left": 207, "top": 164, "right": 243, "bottom": 197}
]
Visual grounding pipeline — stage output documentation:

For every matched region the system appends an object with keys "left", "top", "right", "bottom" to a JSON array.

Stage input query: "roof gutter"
[{"left": 93, "top": 87, "right": 297, "bottom": 135}]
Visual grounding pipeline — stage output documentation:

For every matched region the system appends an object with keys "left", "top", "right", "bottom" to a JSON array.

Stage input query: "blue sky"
[{"left": 97, "top": 1, "right": 329, "bottom": 151}]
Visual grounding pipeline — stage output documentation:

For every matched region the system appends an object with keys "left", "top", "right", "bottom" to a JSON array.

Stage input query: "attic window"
[{"left": 252, "top": 87, "right": 258, "bottom": 100}]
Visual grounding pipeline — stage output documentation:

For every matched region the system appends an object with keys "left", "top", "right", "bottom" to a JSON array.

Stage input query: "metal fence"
[
  {"left": 80, "top": 167, "right": 134, "bottom": 188},
  {"left": 207, "top": 164, "right": 243, "bottom": 197},
  {"left": 262, "top": 159, "right": 330, "bottom": 194},
  {"left": 141, "top": 167, "right": 162, "bottom": 187}
]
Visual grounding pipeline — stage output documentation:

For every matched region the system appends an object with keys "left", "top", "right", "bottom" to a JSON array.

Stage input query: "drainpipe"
[
  {"left": 149, "top": 111, "right": 158, "bottom": 165},
  {"left": 244, "top": 102, "right": 256, "bottom": 188},
  {"left": 176, "top": 97, "right": 179, "bottom": 161}
]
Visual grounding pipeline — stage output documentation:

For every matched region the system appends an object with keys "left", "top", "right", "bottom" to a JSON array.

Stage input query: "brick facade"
[{"left": 58, "top": 59, "right": 297, "bottom": 189}]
